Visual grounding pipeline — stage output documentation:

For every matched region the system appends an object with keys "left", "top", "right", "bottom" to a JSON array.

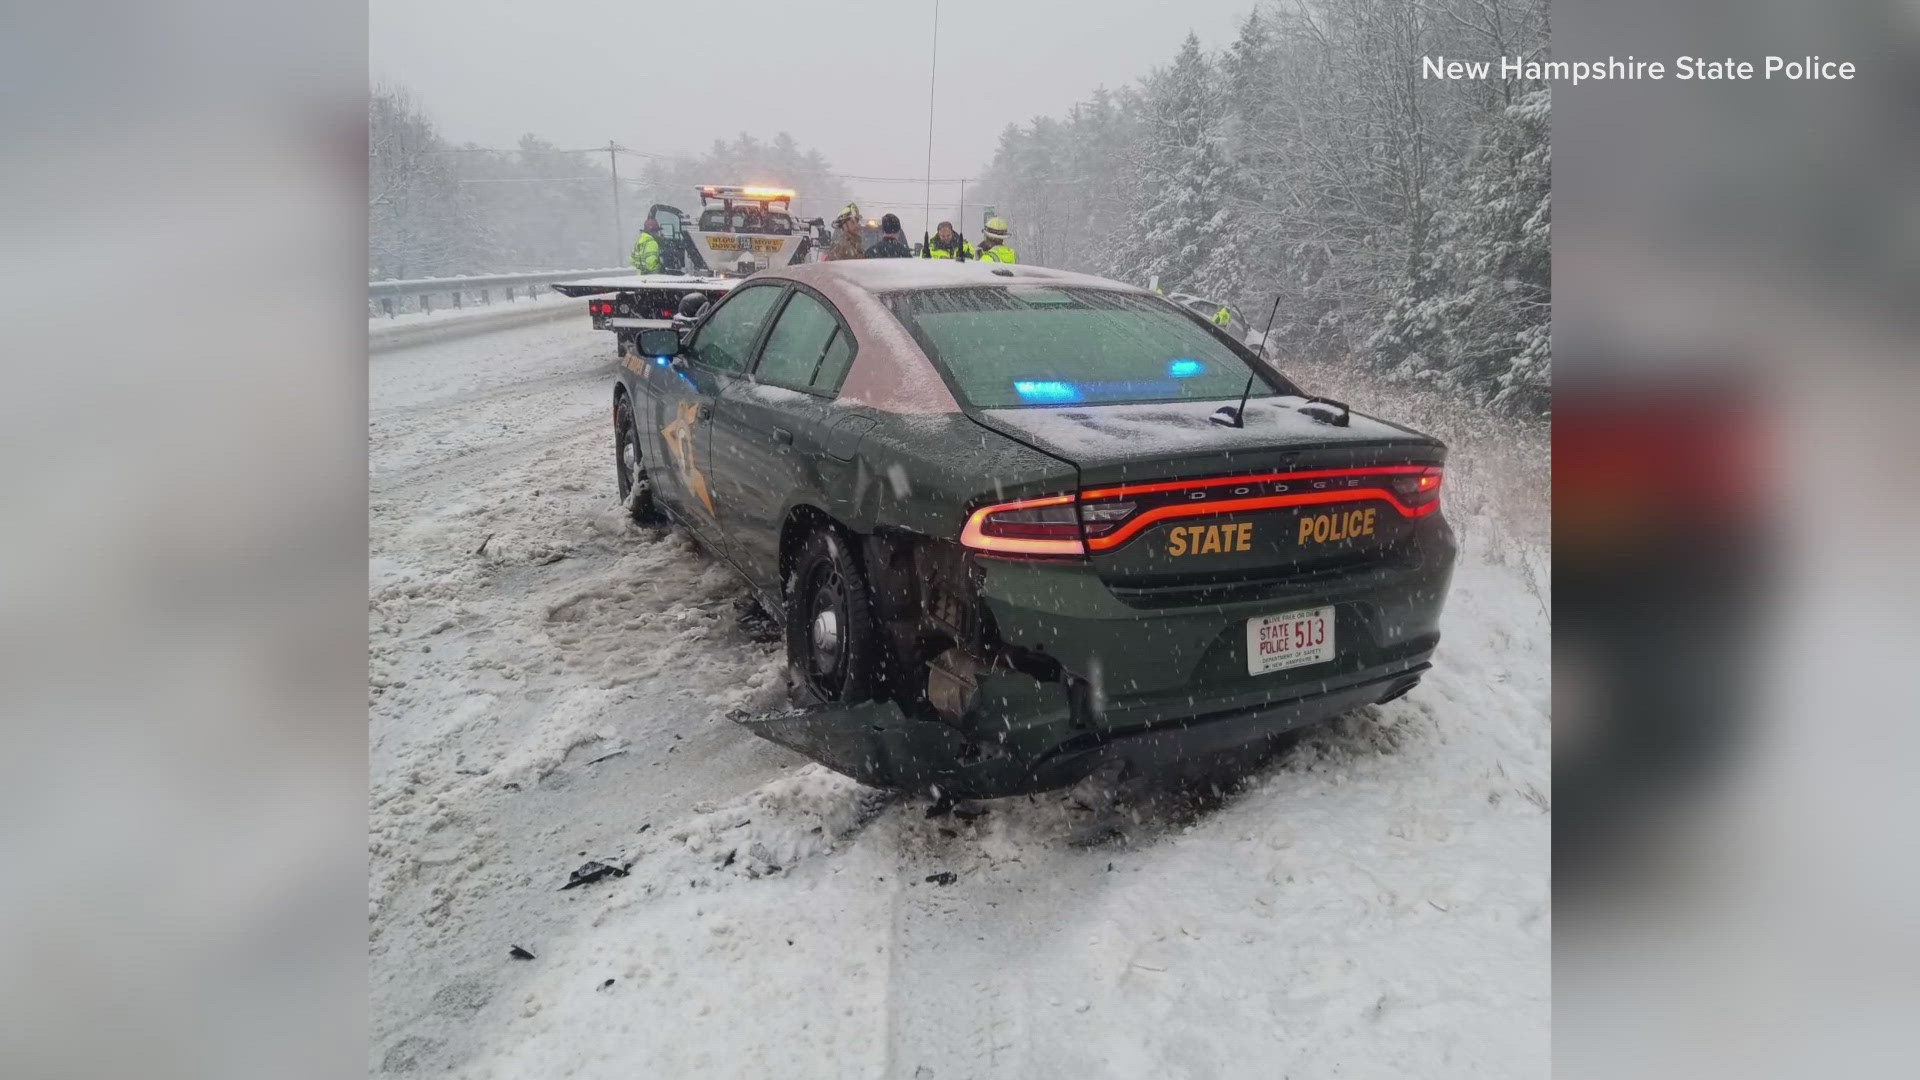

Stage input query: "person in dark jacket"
[{"left": 864, "top": 213, "right": 913, "bottom": 258}]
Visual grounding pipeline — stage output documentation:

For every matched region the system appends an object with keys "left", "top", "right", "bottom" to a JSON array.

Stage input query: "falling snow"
[{"left": 370, "top": 312, "right": 1546, "bottom": 1077}]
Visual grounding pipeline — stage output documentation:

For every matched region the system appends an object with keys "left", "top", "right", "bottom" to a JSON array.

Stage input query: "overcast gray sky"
[{"left": 370, "top": 0, "right": 1252, "bottom": 234}]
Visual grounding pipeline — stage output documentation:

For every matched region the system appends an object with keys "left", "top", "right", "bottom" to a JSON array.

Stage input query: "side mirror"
[{"left": 637, "top": 327, "right": 681, "bottom": 358}]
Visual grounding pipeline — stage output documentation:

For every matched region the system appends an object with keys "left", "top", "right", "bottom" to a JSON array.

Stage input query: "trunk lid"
[
  {"left": 973, "top": 396, "right": 1438, "bottom": 483},
  {"left": 972, "top": 396, "right": 1446, "bottom": 590}
]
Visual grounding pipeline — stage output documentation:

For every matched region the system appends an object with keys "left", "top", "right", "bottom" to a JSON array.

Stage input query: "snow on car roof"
[
  {"left": 752, "top": 262, "right": 1167, "bottom": 417},
  {"left": 765, "top": 259, "right": 1139, "bottom": 296}
]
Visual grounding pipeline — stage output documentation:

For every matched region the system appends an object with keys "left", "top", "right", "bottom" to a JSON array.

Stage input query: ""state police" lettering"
[
  {"left": 1167, "top": 522, "right": 1254, "bottom": 557},
  {"left": 1297, "top": 508, "right": 1377, "bottom": 545}
]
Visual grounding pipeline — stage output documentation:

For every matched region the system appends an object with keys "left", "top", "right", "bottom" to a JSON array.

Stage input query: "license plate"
[{"left": 1246, "top": 605, "right": 1335, "bottom": 675}]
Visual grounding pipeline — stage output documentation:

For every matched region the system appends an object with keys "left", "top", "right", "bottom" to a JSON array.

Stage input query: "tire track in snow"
[
  {"left": 369, "top": 319, "right": 804, "bottom": 1074},
  {"left": 370, "top": 363, "right": 607, "bottom": 420},
  {"left": 370, "top": 411, "right": 607, "bottom": 494}
]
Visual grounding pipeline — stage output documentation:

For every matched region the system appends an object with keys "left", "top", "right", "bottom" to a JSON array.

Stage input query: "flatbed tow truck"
[{"left": 552, "top": 184, "right": 825, "bottom": 356}]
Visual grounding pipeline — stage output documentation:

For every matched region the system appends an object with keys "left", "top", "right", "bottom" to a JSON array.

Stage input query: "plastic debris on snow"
[{"left": 559, "top": 860, "right": 630, "bottom": 890}]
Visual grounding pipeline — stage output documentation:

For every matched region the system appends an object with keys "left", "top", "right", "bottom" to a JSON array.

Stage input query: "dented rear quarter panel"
[{"left": 805, "top": 411, "right": 1077, "bottom": 541}]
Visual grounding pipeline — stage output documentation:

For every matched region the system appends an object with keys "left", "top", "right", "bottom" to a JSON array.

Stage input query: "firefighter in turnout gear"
[
  {"left": 1212, "top": 304, "right": 1233, "bottom": 329},
  {"left": 926, "top": 220, "right": 973, "bottom": 260},
  {"left": 976, "top": 216, "right": 1016, "bottom": 264},
  {"left": 826, "top": 203, "right": 866, "bottom": 261},
  {"left": 630, "top": 219, "right": 663, "bottom": 274}
]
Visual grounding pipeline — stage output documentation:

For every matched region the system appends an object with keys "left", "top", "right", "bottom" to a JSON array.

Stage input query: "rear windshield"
[
  {"left": 884, "top": 287, "right": 1286, "bottom": 408},
  {"left": 696, "top": 206, "right": 793, "bottom": 235}
]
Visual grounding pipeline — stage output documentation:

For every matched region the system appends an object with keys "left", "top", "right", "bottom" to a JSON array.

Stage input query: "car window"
[
  {"left": 886, "top": 286, "right": 1290, "bottom": 408},
  {"left": 690, "top": 285, "right": 782, "bottom": 374},
  {"left": 812, "top": 329, "right": 854, "bottom": 394},
  {"left": 755, "top": 290, "right": 841, "bottom": 391}
]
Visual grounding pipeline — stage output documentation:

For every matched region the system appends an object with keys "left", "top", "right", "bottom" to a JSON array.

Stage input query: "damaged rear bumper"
[{"left": 738, "top": 656, "right": 1429, "bottom": 798}]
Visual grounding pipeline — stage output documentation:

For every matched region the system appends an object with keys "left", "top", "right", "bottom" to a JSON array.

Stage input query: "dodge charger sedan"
[{"left": 612, "top": 260, "right": 1455, "bottom": 796}]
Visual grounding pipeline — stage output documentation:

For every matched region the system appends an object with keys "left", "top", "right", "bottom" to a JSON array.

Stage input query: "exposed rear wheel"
[
  {"left": 613, "top": 393, "right": 662, "bottom": 524},
  {"left": 786, "top": 529, "right": 877, "bottom": 704}
]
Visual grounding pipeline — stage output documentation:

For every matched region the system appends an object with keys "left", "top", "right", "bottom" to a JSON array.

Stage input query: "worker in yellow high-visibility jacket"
[
  {"left": 630, "top": 220, "right": 663, "bottom": 274},
  {"left": 926, "top": 221, "right": 974, "bottom": 260},
  {"left": 976, "top": 217, "right": 1017, "bottom": 264}
]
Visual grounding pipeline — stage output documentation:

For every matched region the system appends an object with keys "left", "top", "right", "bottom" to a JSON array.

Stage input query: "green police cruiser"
[{"left": 613, "top": 259, "right": 1455, "bottom": 797}]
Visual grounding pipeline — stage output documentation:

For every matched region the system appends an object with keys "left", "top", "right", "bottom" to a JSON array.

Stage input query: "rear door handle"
[{"left": 772, "top": 427, "right": 793, "bottom": 445}]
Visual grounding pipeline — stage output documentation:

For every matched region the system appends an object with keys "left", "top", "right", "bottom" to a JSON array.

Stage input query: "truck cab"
[{"left": 682, "top": 185, "right": 813, "bottom": 275}]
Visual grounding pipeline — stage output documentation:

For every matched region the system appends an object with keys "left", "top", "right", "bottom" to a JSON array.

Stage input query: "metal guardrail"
[{"left": 368, "top": 268, "right": 630, "bottom": 317}]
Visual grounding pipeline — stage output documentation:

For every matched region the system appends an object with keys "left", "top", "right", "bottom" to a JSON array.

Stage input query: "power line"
[
  {"left": 415, "top": 146, "right": 614, "bottom": 155},
  {"left": 405, "top": 142, "right": 974, "bottom": 185},
  {"left": 834, "top": 174, "right": 975, "bottom": 184},
  {"left": 609, "top": 146, "right": 975, "bottom": 182},
  {"left": 453, "top": 175, "right": 606, "bottom": 184}
]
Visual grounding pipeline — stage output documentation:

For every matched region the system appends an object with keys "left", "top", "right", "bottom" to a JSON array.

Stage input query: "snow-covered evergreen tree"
[
  {"left": 1372, "top": 81, "right": 1549, "bottom": 413},
  {"left": 1127, "top": 35, "right": 1241, "bottom": 296},
  {"left": 969, "top": 0, "right": 1550, "bottom": 416}
]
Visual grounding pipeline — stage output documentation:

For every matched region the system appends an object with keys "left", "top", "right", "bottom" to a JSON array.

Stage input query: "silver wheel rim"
[{"left": 811, "top": 609, "right": 840, "bottom": 662}]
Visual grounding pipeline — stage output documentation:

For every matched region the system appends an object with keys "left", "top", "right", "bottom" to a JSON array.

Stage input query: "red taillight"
[
  {"left": 960, "top": 494, "right": 1083, "bottom": 557},
  {"left": 660, "top": 307, "right": 673, "bottom": 318},
  {"left": 966, "top": 466, "right": 1442, "bottom": 556}
]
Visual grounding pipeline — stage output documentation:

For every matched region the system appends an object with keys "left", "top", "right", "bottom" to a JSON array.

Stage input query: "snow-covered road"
[{"left": 369, "top": 315, "right": 1550, "bottom": 1077}]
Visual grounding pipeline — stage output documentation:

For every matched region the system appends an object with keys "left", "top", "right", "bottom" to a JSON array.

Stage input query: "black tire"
[
  {"left": 613, "top": 392, "right": 662, "bottom": 524},
  {"left": 785, "top": 528, "right": 878, "bottom": 704}
]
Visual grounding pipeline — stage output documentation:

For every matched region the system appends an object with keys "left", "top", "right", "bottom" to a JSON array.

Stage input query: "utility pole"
[
  {"left": 958, "top": 178, "right": 966, "bottom": 237},
  {"left": 607, "top": 141, "right": 625, "bottom": 267}
]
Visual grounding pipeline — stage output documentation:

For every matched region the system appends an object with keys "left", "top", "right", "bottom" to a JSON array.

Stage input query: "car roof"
[
  {"left": 761, "top": 258, "right": 1144, "bottom": 296},
  {"left": 739, "top": 261, "right": 1158, "bottom": 415}
]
